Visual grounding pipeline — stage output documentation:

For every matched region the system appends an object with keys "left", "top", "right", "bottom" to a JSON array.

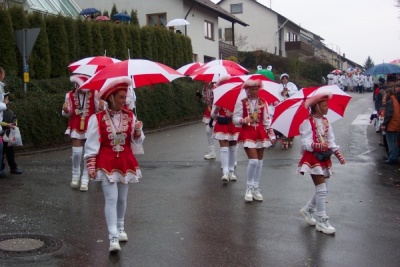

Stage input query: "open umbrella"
[
  {"left": 190, "top": 65, "right": 245, "bottom": 82},
  {"left": 79, "top": 8, "right": 100, "bottom": 16},
  {"left": 389, "top": 59, "right": 400, "bottom": 66},
  {"left": 95, "top": 16, "right": 110, "bottom": 21},
  {"left": 213, "top": 80, "right": 280, "bottom": 112},
  {"left": 113, "top": 13, "right": 131, "bottom": 21},
  {"left": 68, "top": 56, "right": 121, "bottom": 77},
  {"left": 271, "top": 85, "right": 351, "bottom": 137},
  {"left": 217, "top": 74, "right": 272, "bottom": 85},
  {"left": 331, "top": 69, "right": 342, "bottom": 75},
  {"left": 166, "top": 18, "right": 190, "bottom": 27},
  {"left": 176, "top": 62, "right": 204, "bottom": 76},
  {"left": 203, "top": 60, "right": 248, "bottom": 74},
  {"left": 364, "top": 63, "right": 400, "bottom": 75},
  {"left": 80, "top": 59, "right": 184, "bottom": 91}
]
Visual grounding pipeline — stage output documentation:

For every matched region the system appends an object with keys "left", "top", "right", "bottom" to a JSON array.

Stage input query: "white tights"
[
  {"left": 101, "top": 177, "right": 129, "bottom": 239},
  {"left": 306, "top": 179, "right": 329, "bottom": 217},
  {"left": 205, "top": 125, "right": 214, "bottom": 147},
  {"left": 71, "top": 147, "right": 88, "bottom": 183}
]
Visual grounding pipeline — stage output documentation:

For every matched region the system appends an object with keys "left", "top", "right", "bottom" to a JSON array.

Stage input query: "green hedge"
[{"left": 4, "top": 74, "right": 205, "bottom": 150}]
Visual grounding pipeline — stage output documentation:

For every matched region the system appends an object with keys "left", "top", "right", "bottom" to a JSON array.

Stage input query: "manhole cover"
[{"left": 0, "top": 234, "right": 62, "bottom": 257}]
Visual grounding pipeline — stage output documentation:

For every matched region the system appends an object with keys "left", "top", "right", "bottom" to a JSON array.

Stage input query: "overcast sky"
[{"left": 212, "top": 0, "right": 400, "bottom": 66}]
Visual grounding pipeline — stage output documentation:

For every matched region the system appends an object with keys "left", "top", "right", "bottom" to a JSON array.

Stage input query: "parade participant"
[
  {"left": 201, "top": 82, "right": 216, "bottom": 159},
  {"left": 233, "top": 80, "right": 276, "bottom": 202},
  {"left": 278, "top": 73, "right": 298, "bottom": 149},
  {"left": 211, "top": 103, "right": 240, "bottom": 182},
  {"left": 62, "top": 74, "right": 95, "bottom": 191},
  {"left": 298, "top": 92, "right": 345, "bottom": 235},
  {"left": 84, "top": 77, "right": 144, "bottom": 253}
]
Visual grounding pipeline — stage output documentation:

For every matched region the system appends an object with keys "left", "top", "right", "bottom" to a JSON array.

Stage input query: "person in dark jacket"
[
  {"left": 381, "top": 88, "right": 400, "bottom": 163},
  {"left": 1, "top": 93, "right": 22, "bottom": 174}
]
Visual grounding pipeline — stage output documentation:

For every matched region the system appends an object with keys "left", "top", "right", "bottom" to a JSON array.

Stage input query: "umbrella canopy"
[
  {"left": 68, "top": 56, "right": 121, "bottom": 77},
  {"left": 364, "top": 63, "right": 400, "bottom": 75},
  {"left": 80, "top": 59, "right": 184, "bottom": 91},
  {"left": 166, "top": 18, "right": 190, "bottom": 27},
  {"left": 176, "top": 62, "right": 204, "bottom": 76},
  {"left": 271, "top": 85, "right": 351, "bottom": 137},
  {"left": 95, "top": 15, "right": 110, "bottom": 21},
  {"left": 213, "top": 80, "right": 280, "bottom": 112},
  {"left": 256, "top": 69, "right": 275, "bottom": 80},
  {"left": 389, "top": 59, "right": 400, "bottom": 66},
  {"left": 113, "top": 13, "right": 131, "bottom": 21},
  {"left": 331, "top": 69, "right": 342, "bottom": 75},
  {"left": 190, "top": 65, "right": 245, "bottom": 82},
  {"left": 217, "top": 74, "right": 272, "bottom": 85},
  {"left": 203, "top": 60, "right": 249, "bottom": 74},
  {"left": 79, "top": 8, "right": 100, "bottom": 16},
  {"left": 346, "top": 67, "right": 356, "bottom": 73}
]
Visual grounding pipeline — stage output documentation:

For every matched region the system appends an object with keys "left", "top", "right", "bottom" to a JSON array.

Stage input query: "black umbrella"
[{"left": 79, "top": 8, "right": 100, "bottom": 16}]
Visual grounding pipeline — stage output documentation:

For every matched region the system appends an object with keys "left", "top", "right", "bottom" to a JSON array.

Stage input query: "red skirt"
[
  {"left": 213, "top": 121, "right": 240, "bottom": 141},
  {"left": 202, "top": 106, "right": 212, "bottom": 123},
  {"left": 298, "top": 151, "right": 332, "bottom": 177}
]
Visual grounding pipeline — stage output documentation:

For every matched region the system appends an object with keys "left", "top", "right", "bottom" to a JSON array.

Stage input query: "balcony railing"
[{"left": 285, "top": 41, "right": 315, "bottom": 57}]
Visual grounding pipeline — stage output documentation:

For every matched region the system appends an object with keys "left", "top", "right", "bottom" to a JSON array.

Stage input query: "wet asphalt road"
[{"left": 0, "top": 92, "right": 399, "bottom": 267}]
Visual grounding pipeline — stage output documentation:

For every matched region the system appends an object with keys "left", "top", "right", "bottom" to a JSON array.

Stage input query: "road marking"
[{"left": 351, "top": 114, "right": 370, "bottom": 125}]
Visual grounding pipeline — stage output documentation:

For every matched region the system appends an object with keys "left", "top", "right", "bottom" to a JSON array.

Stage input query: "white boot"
[
  {"left": 316, "top": 216, "right": 336, "bottom": 234},
  {"left": 204, "top": 145, "right": 216, "bottom": 159},
  {"left": 299, "top": 207, "right": 317, "bottom": 226},
  {"left": 71, "top": 176, "right": 80, "bottom": 188}
]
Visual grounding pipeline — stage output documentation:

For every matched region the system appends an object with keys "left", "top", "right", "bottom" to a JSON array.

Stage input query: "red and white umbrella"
[
  {"left": 271, "top": 85, "right": 351, "bottom": 137},
  {"left": 95, "top": 15, "right": 110, "bottom": 21},
  {"left": 217, "top": 74, "right": 272, "bottom": 85},
  {"left": 176, "top": 62, "right": 204, "bottom": 76},
  {"left": 213, "top": 80, "right": 280, "bottom": 112},
  {"left": 389, "top": 59, "right": 400, "bottom": 66},
  {"left": 190, "top": 65, "right": 245, "bottom": 82},
  {"left": 68, "top": 56, "right": 121, "bottom": 77},
  {"left": 331, "top": 69, "right": 342, "bottom": 75},
  {"left": 80, "top": 59, "right": 184, "bottom": 91},
  {"left": 203, "top": 59, "right": 248, "bottom": 74}
]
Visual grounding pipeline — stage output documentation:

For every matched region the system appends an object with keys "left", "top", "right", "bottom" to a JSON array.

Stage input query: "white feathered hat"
[
  {"left": 242, "top": 79, "right": 262, "bottom": 89},
  {"left": 97, "top": 77, "right": 132, "bottom": 101},
  {"left": 305, "top": 91, "right": 332, "bottom": 109},
  {"left": 70, "top": 74, "right": 90, "bottom": 87}
]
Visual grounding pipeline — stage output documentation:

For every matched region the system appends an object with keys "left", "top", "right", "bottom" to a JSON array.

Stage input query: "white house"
[
  {"left": 73, "top": 0, "right": 248, "bottom": 63},
  {"left": 217, "top": 0, "right": 319, "bottom": 58}
]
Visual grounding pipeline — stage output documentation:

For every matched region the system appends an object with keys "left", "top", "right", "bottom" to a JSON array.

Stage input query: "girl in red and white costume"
[
  {"left": 62, "top": 74, "right": 96, "bottom": 191},
  {"left": 202, "top": 82, "right": 216, "bottom": 159},
  {"left": 84, "top": 77, "right": 144, "bottom": 252},
  {"left": 211, "top": 104, "right": 240, "bottom": 182},
  {"left": 298, "top": 92, "right": 345, "bottom": 235},
  {"left": 233, "top": 80, "right": 276, "bottom": 202}
]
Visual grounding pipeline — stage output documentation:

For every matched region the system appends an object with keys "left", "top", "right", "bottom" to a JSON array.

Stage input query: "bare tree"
[{"left": 235, "top": 34, "right": 248, "bottom": 50}]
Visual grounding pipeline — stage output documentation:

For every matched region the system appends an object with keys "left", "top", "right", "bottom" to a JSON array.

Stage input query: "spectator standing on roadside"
[
  {"left": 0, "top": 67, "right": 8, "bottom": 178},
  {"left": 380, "top": 87, "right": 400, "bottom": 164},
  {"left": 1, "top": 93, "right": 22, "bottom": 174}
]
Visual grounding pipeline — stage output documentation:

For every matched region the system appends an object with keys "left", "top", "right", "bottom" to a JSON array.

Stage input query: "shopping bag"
[{"left": 8, "top": 127, "right": 23, "bottom": 146}]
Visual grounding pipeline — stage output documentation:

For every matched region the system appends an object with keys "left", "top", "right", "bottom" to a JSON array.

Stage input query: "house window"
[
  {"left": 225, "top": 28, "right": 233, "bottom": 42},
  {"left": 293, "top": 34, "right": 298, "bottom": 41},
  {"left": 286, "top": 32, "right": 291, "bottom": 42},
  {"left": 147, "top": 13, "right": 167, "bottom": 26},
  {"left": 230, "top": 3, "right": 243, "bottom": 14},
  {"left": 204, "top": 20, "right": 214, "bottom": 40},
  {"left": 218, "top": 28, "right": 222, "bottom": 40}
]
